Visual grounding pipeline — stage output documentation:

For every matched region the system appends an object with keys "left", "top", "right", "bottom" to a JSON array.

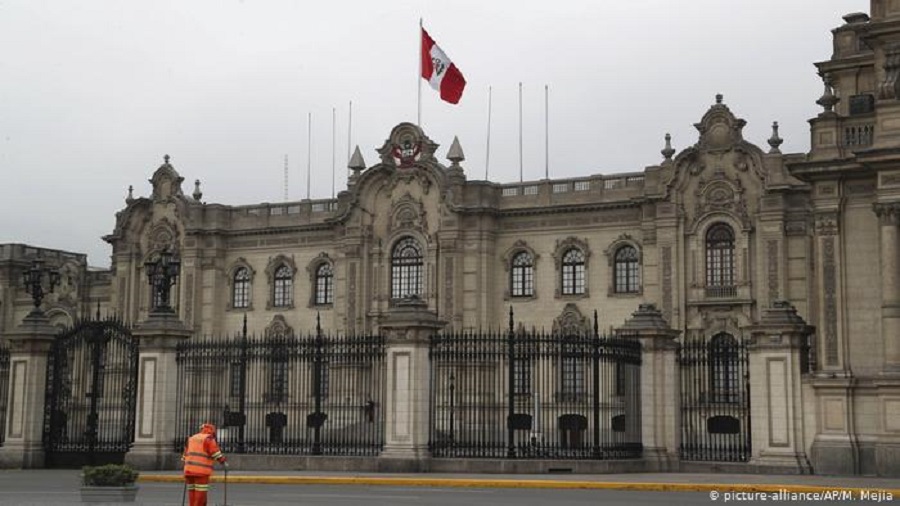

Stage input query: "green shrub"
[{"left": 81, "top": 464, "right": 139, "bottom": 487}]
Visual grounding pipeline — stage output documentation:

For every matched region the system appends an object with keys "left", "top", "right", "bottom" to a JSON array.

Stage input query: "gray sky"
[{"left": 0, "top": 1, "right": 868, "bottom": 267}]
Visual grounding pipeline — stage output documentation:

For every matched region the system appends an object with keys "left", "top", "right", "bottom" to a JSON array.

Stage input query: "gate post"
[
  {"left": 618, "top": 303, "right": 680, "bottom": 471},
  {"left": 0, "top": 312, "right": 56, "bottom": 468},
  {"left": 377, "top": 297, "right": 446, "bottom": 470},
  {"left": 746, "top": 301, "right": 814, "bottom": 473},
  {"left": 124, "top": 312, "right": 191, "bottom": 470}
]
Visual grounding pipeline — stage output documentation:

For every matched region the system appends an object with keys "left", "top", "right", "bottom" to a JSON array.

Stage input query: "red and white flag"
[{"left": 421, "top": 27, "right": 466, "bottom": 104}]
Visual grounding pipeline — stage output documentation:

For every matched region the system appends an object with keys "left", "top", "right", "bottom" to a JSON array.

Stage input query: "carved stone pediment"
[
  {"left": 390, "top": 193, "right": 428, "bottom": 234},
  {"left": 689, "top": 170, "right": 752, "bottom": 232},
  {"left": 377, "top": 122, "right": 439, "bottom": 169},
  {"left": 694, "top": 95, "right": 746, "bottom": 153},
  {"left": 149, "top": 155, "right": 185, "bottom": 203},
  {"left": 552, "top": 303, "right": 592, "bottom": 336}
]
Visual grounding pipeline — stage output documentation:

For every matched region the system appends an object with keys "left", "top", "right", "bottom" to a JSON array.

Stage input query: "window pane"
[
  {"left": 511, "top": 251, "right": 534, "bottom": 297},
  {"left": 273, "top": 265, "right": 292, "bottom": 307},
  {"left": 561, "top": 248, "right": 585, "bottom": 295},
  {"left": 315, "top": 263, "right": 333, "bottom": 305},
  {"left": 391, "top": 237, "right": 423, "bottom": 299},
  {"left": 233, "top": 267, "right": 250, "bottom": 308}
]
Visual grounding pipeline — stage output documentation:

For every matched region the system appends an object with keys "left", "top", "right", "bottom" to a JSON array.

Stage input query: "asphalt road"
[{"left": 0, "top": 480, "right": 891, "bottom": 506}]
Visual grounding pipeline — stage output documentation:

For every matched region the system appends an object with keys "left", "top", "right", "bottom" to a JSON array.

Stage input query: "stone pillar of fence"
[
  {"left": 617, "top": 303, "right": 680, "bottom": 471},
  {"left": 747, "top": 301, "right": 813, "bottom": 473},
  {"left": 377, "top": 297, "right": 446, "bottom": 470},
  {"left": 124, "top": 312, "right": 192, "bottom": 470},
  {"left": 0, "top": 312, "right": 56, "bottom": 468}
]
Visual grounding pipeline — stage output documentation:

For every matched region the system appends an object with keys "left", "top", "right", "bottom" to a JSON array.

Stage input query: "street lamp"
[
  {"left": 22, "top": 258, "right": 60, "bottom": 315},
  {"left": 144, "top": 248, "right": 181, "bottom": 314}
]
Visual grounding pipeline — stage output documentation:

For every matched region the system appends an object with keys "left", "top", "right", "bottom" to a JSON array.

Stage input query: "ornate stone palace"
[{"left": 2, "top": 1, "right": 900, "bottom": 476}]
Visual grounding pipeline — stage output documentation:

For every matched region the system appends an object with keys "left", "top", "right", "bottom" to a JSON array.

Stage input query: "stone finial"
[
  {"left": 348, "top": 145, "right": 366, "bottom": 183},
  {"left": 715, "top": 93, "right": 723, "bottom": 104},
  {"left": 816, "top": 75, "right": 839, "bottom": 114},
  {"left": 192, "top": 179, "right": 203, "bottom": 201},
  {"left": 126, "top": 185, "right": 134, "bottom": 204},
  {"left": 768, "top": 121, "right": 784, "bottom": 153},
  {"left": 447, "top": 136, "right": 465, "bottom": 166},
  {"left": 661, "top": 133, "right": 675, "bottom": 162},
  {"left": 163, "top": 154, "right": 171, "bottom": 165}
]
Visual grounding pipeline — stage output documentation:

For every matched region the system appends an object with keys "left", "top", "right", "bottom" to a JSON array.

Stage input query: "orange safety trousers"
[{"left": 184, "top": 474, "right": 211, "bottom": 506}]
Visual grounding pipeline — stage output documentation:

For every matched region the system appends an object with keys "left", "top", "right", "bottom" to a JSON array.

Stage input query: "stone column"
[
  {"left": 0, "top": 312, "right": 56, "bottom": 468},
  {"left": 617, "top": 304, "right": 680, "bottom": 471},
  {"left": 377, "top": 297, "right": 446, "bottom": 471},
  {"left": 874, "top": 203, "right": 900, "bottom": 372},
  {"left": 747, "top": 301, "right": 814, "bottom": 474},
  {"left": 124, "top": 312, "right": 192, "bottom": 470}
]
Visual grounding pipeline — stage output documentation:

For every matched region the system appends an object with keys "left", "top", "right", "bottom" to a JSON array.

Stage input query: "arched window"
[
  {"left": 613, "top": 245, "right": 639, "bottom": 294},
  {"left": 706, "top": 223, "right": 735, "bottom": 288},
  {"left": 273, "top": 265, "right": 293, "bottom": 307},
  {"left": 233, "top": 267, "right": 250, "bottom": 309},
  {"left": 391, "top": 237, "right": 423, "bottom": 299},
  {"left": 314, "top": 263, "right": 334, "bottom": 305},
  {"left": 561, "top": 248, "right": 585, "bottom": 295},
  {"left": 510, "top": 251, "right": 534, "bottom": 297},
  {"left": 709, "top": 333, "right": 740, "bottom": 404}
]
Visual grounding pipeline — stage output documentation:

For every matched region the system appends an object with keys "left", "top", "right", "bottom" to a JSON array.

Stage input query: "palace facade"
[{"left": 3, "top": 1, "right": 900, "bottom": 476}]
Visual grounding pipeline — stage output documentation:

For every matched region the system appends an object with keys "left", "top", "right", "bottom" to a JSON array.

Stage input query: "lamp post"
[
  {"left": 144, "top": 248, "right": 181, "bottom": 314},
  {"left": 22, "top": 258, "right": 60, "bottom": 316}
]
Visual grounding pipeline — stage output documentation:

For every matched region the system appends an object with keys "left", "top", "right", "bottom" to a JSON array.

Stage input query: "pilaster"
[
  {"left": 124, "top": 312, "right": 192, "bottom": 470},
  {"left": 377, "top": 297, "right": 446, "bottom": 470},
  {"left": 0, "top": 312, "right": 56, "bottom": 468},
  {"left": 874, "top": 202, "right": 900, "bottom": 373},
  {"left": 746, "top": 301, "right": 814, "bottom": 474},
  {"left": 617, "top": 303, "right": 680, "bottom": 471}
]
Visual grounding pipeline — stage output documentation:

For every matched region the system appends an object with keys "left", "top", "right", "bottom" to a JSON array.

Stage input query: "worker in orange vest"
[{"left": 182, "top": 423, "right": 228, "bottom": 506}]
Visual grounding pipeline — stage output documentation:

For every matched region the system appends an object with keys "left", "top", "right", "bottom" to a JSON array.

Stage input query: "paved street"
[{"left": 0, "top": 471, "right": 897, "bottom": 506}]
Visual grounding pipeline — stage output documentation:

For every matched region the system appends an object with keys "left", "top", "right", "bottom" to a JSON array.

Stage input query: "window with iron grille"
[
  {"left": 560, "top": 339, "right": 584, "bottom": 399},
  {"left": 709, "top": 333, "right": 740, "bottom": 404},
  {"left": 510, "top": 251, "right": 534, "bottom": 297},
  {"left": 705, "top": 223, "right": 735, "bottom": 287},
  {"left": 232, "top": 267, "right": 250, "bottom": 308},
  {"left": 614, "top": 245, "right": 640, "bottom": 293},
  {"left": 315, "top": 263, "right": 334, "bottom": 305},
  {"left": 391, "top": 237, "right": 423, "bottom": 299},
  {"left": 561, "top": 248, "right": 585, "bottom": 295},
  {"left": 273, "top": 265, "right": 293, "bottom": 307},
  {"left": 269, "top": 355, "right": 288, "bottom": 403},
  {"left": 514, "top": 357, "right": 532, "bottom": 395},
  {"left": 229, "top": 362, "right": 243, "bottom": 398},
  {"left": 312, "top": 361, "right": 330, "bottom": 399}
]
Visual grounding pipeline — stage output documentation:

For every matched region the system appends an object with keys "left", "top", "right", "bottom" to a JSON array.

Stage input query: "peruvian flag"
[{"left": 421, "top": 27, "right": 466, "bottom": 104}]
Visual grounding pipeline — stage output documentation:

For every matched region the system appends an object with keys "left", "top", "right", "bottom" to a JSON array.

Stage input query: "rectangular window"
[
  {"left": 552, "top": 183, "right": 569, "bottom": 193},
  {"left": 502, "top": 187, "right": 519, "bottom": 197},
  {"left": 229, "top": 362, "right": 243, "bottom": 398},
  {"left": 574, "top": 181, "right": 591, "bottom": 191},
  {"left": 269, "top": 359, "right": 288, "bottom": 403},
  {"left": 514, "top": 358, "right": 531, "bottom": 395},
  {"left": 523, "top": 185, "right": 539, "bottom": 195}
]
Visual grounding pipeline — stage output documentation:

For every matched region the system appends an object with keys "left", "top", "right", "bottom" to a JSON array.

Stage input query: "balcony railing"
[
  {"left": 705, "top": 285, "right": 737, "bottom": 298},
  {"left": 843, "top": 123, "right": 874, "bottom": 147}
]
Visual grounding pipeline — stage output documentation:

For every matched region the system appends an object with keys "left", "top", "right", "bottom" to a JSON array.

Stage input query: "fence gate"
[
  {"left": 678, "top": 333, "right": 750, "bottom": 462},
  {"left": 0, "top": 340, "right": 9, "bottom": 447},
  {"left": 43, "top": 317, "right": 139, "bottom": 467}
]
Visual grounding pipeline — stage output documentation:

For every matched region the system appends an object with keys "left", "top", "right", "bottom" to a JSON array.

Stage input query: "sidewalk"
[{"left": 139, "top": 470, "right": 900, "bottom": 494}]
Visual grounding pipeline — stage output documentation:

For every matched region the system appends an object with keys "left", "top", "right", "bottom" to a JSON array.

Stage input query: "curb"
[{"left": 138, "top": 475, "right": 900, "bottom": 495}]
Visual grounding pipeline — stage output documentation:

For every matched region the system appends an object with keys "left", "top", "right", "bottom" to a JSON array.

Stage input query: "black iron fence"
[
  {"left": 42, "top": 317, "right": 139, "bottom": 467},
  {"left": 0, "top": 340, "right": 9, "bottom": 446},
  {"left": 678, "top": 334, "right": 751, "bottom": 462},
  {"left": 174, "top": 319, "right": 385, "bottom": 456},
  {"left": 429, "top": 310, "right": 642, "bottom": 459}
]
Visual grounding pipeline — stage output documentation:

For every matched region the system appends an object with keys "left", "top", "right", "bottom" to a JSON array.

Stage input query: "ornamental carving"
[
  {"left": 694, "top": 96, "right": 747, "bottom": 153},
  {"left": 551, "top": 237, "right": 591, "bottom": 270},
  {"left": 265, "top": 314, "right": 294, "bottom": 338},
  {"left": 149, "top": 155, "right": 185, "bottom": 203},
  {"left": 390, "top": 193, "right": 428, "bottom": 233},
  {"left": 376, "top": 122, "right": 439, "bottom": 169},
  {"left": 146, "top": 218, "right": 179, "bottom": 257},
  {"left": 823, "top": 237, "right": 839, "bottom": 366},
  {"left": 501, "top": 240, "right": 539, "bottom": 272},
  {"left": 552, "top": 303, "right": 592, "bottom": 336},
  {"left": 814, "top": 212, "right": 839, "bottom": 236},
  {"left": 689, "top": 170, "right": 751, "bottom": 231},
  {"left": 873, "top": 202, "right": 900, "bottom": 227}
]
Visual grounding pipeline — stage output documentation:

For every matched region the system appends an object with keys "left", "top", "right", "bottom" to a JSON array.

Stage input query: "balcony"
[{"left": 705, "top": 285, "right": 737, "bottom": 299}]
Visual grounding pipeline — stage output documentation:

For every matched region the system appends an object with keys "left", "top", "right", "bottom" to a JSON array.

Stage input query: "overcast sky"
[{"left": 0, "top": 1, "right": 868, "bottom": 267}]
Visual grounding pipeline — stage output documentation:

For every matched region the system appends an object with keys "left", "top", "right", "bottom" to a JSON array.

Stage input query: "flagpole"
[
  {"left": 347, "top": 100, "right": 352, "bottom": 172},
  {"left": 417, "top": 18, "right": 423, "bottom": 127},
  {"left": 307, "top": 112, "right": 311, "bottom": 201},
  {"left": 284, "top": 154, "right": 289, "bottom": 201},
  {"left": 485, "top": 86, "right": 492, "bottom": 181},
  {"left": 331, "top": 106, "right": 336, "bottom": 199},
  {"left": 545, "top": 84, "right": 549, "bottom": 180},
  {"left": 518, "top": 82, "right": 523, "bottom": 183}
]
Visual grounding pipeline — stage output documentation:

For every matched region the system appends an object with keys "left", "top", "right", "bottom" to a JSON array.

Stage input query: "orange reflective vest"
[{"left": 183, "top": 433, "right": 224, "bottom": 476}]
